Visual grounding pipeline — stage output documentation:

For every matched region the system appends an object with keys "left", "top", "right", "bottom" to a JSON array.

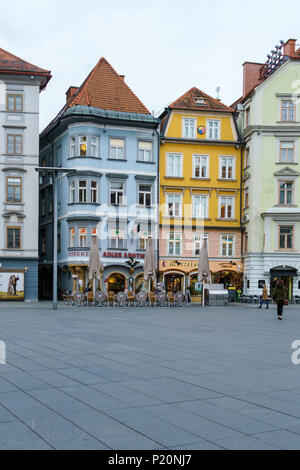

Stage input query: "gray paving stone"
[
  {"left": 60, "top": 384, "right": 125, "bottom": 410},
  {"left": 92, "top": 382, "right": 164, "bottom": 407},
  {"left": 0, "top": 421, "right": 52, "bottom": 450},
  {"left": 216, "top": 435, "right": 281, "bottom": 450},
  {"left": 253, "top": 430, "right": 300, "bottom": 450}
]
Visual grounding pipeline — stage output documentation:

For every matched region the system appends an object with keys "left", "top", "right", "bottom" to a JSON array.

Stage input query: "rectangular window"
[
  {"left": 138, "top": 185, "right": 152, "bottom": 207},
  {"left": 6, "top": 177, "right": 21, "bottom": 202},
  {"left": 222, "top": 235, "right": 234, "bottom": 257},
  {"left": 138, "top": 141, "right": 152, "bottom": 162},
  {"left": 79, "top": 136, "right": 87, "bottom": 156},
  {"left": 7, "top": 94, "right": 23, "bottom": 112},
  {"left": 110, "top": 138, "right": 125, "bottom": 160},
  {"left": 207, "top": 120, "right": 220, "bottom": 140},
  {"left": 193, "top": 155, "right": 208, "bottom": 178},
  {"left": 168, "top": 232, "right": 182, "bottom": 255},
  {"left": 7, "top": 227, "right": 21, "bottom": 249},
  {"left": 78, "top": 180, "right": 87, "bottom": 203},
  {"left": 109, "top": 228, "right": 126, "bottom": 249},
  {"left": 7, "top": 134, "right": 22, "bottom": 154},
  {"left": 279, "top": 181, "right": 293, "bottom": 205},
  {"left": 167, "top": 194, "right": 182, "bottom": 217},
  {"left": 91, "top": 181, "right": 98, "bottom": 203},
  {"left": 166, "top": 153, "right": 182, "bottom": 177},
  {"left": 90, "top": 136, "right": 99, "bottom": 157},
  {"left": 182, "top": 118, "right": 196, "bottom": 138},
  {"left": 110, "top": 182, "right": 124, "bottom": 205},
  {"left": 70, "top": 181, "right": 75, "bottom": 203},
  {"left": 220, "top": 156, "right": 234, "bottom": 179},
  {"left": 192, "top": 195, "right": 208, "bottom": 218},
  {"left": 194, "top": 235, "right": 206, "bottom": 256},
  {"left": 220, "top": 196, "right": 234, "bottom": 219},
  {"left": 69, "top": 227, "right": 75, "bottom": 247},
  {"left": 79, "top": 227, "right": 87, "bottom": 247},
  {"left": 281, "top": 101, "right": 296, "bottom": 121},
  {"left": 279, "top": 226, "right": 293, "bottom": 249},
  {"left": 280, "top": 141, "right": 295, "bottom": 163},
  {"left": 70, "top": 136, "right": 76, "bottom": 157}
]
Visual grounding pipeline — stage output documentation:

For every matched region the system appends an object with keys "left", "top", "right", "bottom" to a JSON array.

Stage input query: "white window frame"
[
  {"left": 182, "top": 118, "right": 196, "bottom": 138},
  {"left": 70, "top": 136, "right": 76, "bottom": 157},
  {"left": 79, "top": 227, "right": 87, "bottom": 247},
  {"left": 192, "top": 154, "right": 209, "bottom": 178},
  {"left": 110, "top": 138, "right": 125, "bottom": 160},
  {"left": 168, "top": 232, "right": 182, "bottom": 256},
  {"left": 221, "top": 234, "right": 235, "bottom": 257},
  {"left": 166, "top": 193, "right": 182, "bottom": 217},
  {"left": 70, "top": 180, "right": 76, "bottom": 203},
  {"left": 138, "top": 141, "right": 152, "bottom": 162},
  {"left": 219, "top": 195, "right": 235, "bottom": 219},
  {"left": 78, "top": 136, "right": 87, "bottom": 157},
  {"left": 90, "top": 136, "right": 99, "bottom": 157},
  {"left": 192, "top": 194, "right": 208, "bottom": 218},
  {"left": 194, "top": 234, "right": 207, "bottom": 256},
  {"left": 69, "top": 227, "right": 75, "bottom": 247},
  {"left": 91, "top": 181, "right": 98, "bottom": 203},
  {"left": 166, "top": 153, "right": 183, "bottom": 177},
  {"left": 219, "top": 156, "right": 235, "bottom": 179},
  {"left": 78, "top": 180, "right": 87, "bottom": 203},
  {"left": 110, "top": 181, "right": 125, "bottom": 205},
  {"left": 206, "top": 119, "right": 221, "bottom": 140},
  {"left": 138, "top": 184, "right": 152, "bottom": 207}
]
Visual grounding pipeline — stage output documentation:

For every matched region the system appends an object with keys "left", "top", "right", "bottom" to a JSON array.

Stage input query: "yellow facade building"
[{"left": 159, "top": 87, "right": 243, "bottom": 296}]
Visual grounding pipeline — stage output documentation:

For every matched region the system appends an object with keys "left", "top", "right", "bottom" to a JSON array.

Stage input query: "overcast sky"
[{"left": 1, "top": 0, "right": 300, "bottom": 130}]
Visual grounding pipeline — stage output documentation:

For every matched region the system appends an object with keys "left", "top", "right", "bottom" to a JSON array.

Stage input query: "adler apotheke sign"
[{"left": 68, "top": 250, "right": 145, "bottom": 259}]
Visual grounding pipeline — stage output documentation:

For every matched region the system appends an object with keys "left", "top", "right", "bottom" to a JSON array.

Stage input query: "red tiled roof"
[
  {"left": 0, "top": 47, "right": 51, "bottom": 90},
  {"left": 0, "top": 47, "right": 50, "bottom": 74},
  {"left": 169, "top": 87, "right": 234, "bottom": 112},
  {"left": 67, "top": 57, "right": 149, "bottom": 114}
]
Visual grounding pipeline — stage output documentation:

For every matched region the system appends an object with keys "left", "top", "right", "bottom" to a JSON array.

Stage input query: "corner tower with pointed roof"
[
  {"left": 158, "top": 87, "right": 243, "bottom": 297},
  {"left": 0, "top": 47, "right": 51, "bottom": 301},
  {"left": 39, "top": 58, "right": 159, "bottom": 296}
]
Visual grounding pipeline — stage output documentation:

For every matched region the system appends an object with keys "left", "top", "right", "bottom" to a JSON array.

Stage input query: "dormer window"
[{"left": 194, "top": 96, "right": 207, "bottom": 105}]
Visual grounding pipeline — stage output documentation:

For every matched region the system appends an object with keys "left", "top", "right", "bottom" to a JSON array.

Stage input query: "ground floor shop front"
[
  {"left": 159, "top": 258, "right": 243, "bottom": 299},
  {"left": 0, "top": 258, "right": 38, "bottom": 301},
  {"left": 243, "top": 254, "right": 300, "bottom": 302}
]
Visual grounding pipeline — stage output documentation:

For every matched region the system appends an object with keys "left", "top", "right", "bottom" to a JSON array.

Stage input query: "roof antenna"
[{"left": 216, "top": 86, "right": 221, "bottom": 101}]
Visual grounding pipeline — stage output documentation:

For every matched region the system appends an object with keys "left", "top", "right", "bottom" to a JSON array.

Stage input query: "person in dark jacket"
[{"left": 272, "top": 280, "right": 288, "bottom": 320}]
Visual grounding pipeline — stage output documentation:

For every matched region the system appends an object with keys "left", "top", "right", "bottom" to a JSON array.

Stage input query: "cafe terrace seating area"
[{"left": 63, "top": 290, "right": 188, "bottom": 308}]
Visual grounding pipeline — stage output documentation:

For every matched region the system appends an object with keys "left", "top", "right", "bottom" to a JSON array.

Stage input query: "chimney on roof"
[
  {"left": 119, "top": 75, "right": 125, "bottom": 81},
  {"left": 66, "top": 86, "right": 79, "bottom": 102},
  {"left": 242, "top": 62, "right": 263, "bottom": 97},
  {"left": 284, "top": 38, "right": 296, "bottom": 57}
]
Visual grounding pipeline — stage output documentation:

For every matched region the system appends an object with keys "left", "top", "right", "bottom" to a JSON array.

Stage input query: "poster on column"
[{"left": 0, "top": 270, "right": 24, "bottom": 300}]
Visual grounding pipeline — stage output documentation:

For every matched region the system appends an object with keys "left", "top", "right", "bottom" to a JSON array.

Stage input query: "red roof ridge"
[
  {"left": 169, "top": 86, "right": 234, "bottom": 112},
  {"left": 0, "top": 46, "right": 50, "bottom": 74},
  {"left": 68, "top": 57, "right": 149, "bottom": 114}
]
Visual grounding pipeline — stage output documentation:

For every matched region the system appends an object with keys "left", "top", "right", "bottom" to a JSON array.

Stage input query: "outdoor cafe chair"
[
  {"left": 148, "top": 292, "right": 156, "bottom": 307},
  {"left": 167, "top": 292, "right": 175, "bottom": 307},
  {"left": 72, "top": 291, "right": 85, "bottom": 307},
  {"left": 95, "top": 291, "right": 108, "bottom": 307},
  {"left": 174, "top": 291, "right": 184, "bottom": 307},
  {"left": 135, "top": 292, "right": 148, "bottom": 307},
  {"left": 127, "top": 291, "right": 135, "bottom": 307},
  {"left": 156, "top": 292, "right": 168, "bottom": 307},
  {"left": 115, "top": 292, "right": 127, "bottom": 307},
  {"left": 86, "top": 291, "right": 95, "bottom": 307},
  {"left": 107, "top": 291, "right": 115, "bottom": 307}
]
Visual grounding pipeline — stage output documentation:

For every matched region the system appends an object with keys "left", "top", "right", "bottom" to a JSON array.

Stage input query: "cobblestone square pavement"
[{"left": 0, "top": 302, "right": 300, "bottom": 449}]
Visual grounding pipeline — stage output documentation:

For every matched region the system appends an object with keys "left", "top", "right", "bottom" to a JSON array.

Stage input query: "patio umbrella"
[
  {"left": 88, "top": 235, "right": 102, "bottom": 297},
  {"left": 198, "top": 237, "right": 210, "bottom": 306},
  {"left": 143, "top": 238, "right": 156, "bottom": 292}
]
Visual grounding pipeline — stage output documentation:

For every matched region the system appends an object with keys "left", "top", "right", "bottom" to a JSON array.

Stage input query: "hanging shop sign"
[{"left": 103, "top": 252, "right": 145, "bottom": 259}]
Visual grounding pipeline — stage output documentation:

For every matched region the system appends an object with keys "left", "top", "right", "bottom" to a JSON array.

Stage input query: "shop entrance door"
[{"left": 165, "top": 274, "right": 183, "bottom": 293}]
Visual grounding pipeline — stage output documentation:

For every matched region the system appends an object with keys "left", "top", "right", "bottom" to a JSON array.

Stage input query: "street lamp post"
[{"left": 36, "top": 167, "right": 76, "bottom": 310}]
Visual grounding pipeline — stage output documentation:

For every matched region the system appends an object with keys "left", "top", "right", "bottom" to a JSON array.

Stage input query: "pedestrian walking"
[
  {"left": 258, "top": 284, "right": 269, "bottom": 309},
  {"left": 272, "top": 280, "right": 288, "bottom": 320}
]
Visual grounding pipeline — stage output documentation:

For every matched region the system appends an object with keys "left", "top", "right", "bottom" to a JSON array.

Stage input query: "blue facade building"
[{"left": 39, "top": 58, "right": 159, "bottom": 297}]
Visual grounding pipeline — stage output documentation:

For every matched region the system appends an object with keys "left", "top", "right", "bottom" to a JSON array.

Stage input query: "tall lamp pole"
[{"left": 36, "top": 167, "right": 76, "bottom": 310}]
